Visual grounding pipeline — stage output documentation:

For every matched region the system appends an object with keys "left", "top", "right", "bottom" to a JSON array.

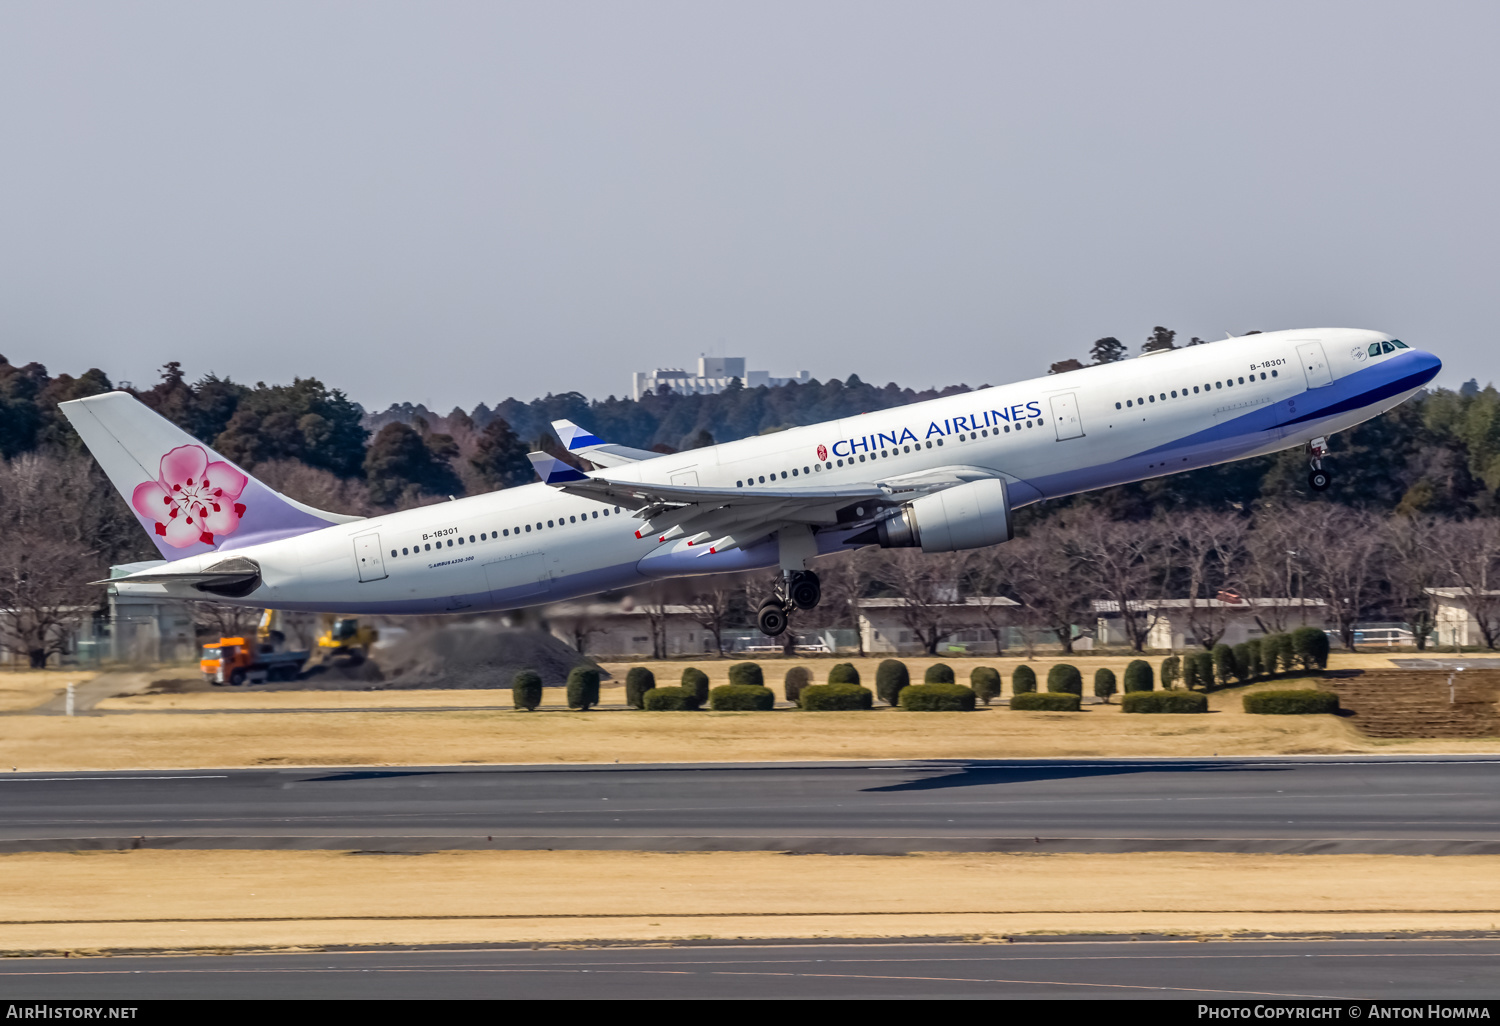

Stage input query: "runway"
[
  {"left": 5, "top": 937, "right": 1500, "bottom": 999},
  {"left": 2, "top": 755, "right": 1499, "bottom": 855}
]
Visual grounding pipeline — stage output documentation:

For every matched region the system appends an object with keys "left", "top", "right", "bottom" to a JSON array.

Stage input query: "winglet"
[
  {"left": 527, "top": 451, "right": 589, "bottom": 485},
  {"left": 552, "top": 419, "right": 604, "bottom": 453}
]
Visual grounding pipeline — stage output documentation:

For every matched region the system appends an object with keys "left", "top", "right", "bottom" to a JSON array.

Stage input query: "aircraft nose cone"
[{"left": 1413, "top": 349, "right": 1442, "bottom": 385}]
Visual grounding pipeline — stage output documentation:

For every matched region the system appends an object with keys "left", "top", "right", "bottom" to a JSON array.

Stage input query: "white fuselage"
[{"left": 116, "top": 328, "right": 1439, "bottom": 614}]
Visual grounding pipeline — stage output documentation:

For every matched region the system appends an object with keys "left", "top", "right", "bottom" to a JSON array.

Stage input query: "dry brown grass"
[
  {"left": 5, "top": 683, "right": 1499, "bottom": 771},
  {"left": 6, "top": 848, "right": 1500, "bottom": 953},
  {"left": 0, "top": 669, "right": 97, "bottom": 712}
]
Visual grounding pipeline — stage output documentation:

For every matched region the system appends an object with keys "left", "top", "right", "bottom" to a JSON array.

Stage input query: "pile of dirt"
[{"left": 365, "top": 625, "right": 603, "bottom": 690}]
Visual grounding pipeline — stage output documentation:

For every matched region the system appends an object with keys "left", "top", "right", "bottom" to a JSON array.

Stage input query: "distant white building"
[
  {"left": 632, "top": 357, "right": 810, "bottom": 400},
  {"left": 1426, "top": 588, "right": 1500, "bottom": 648},
  {"left": 1092, "top": 597, "right": 1329, "bottom": 650},
  {"left": 858, "top": 596, "right": 1020, "bottom": 655}
]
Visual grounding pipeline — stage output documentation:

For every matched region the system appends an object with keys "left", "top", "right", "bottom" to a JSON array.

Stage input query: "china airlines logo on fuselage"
[{"left": 821, "top": 400, "right": 1045, "bottom": 460}]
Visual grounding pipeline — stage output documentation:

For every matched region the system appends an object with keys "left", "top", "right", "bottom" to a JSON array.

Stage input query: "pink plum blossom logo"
[{"left": 131, "top": 445, "right": 248, "bottom": 548}]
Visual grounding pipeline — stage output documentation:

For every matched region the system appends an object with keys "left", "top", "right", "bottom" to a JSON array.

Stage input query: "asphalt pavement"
[
  {"left": 4, "top": 937, "right": 1500, "bottom": 999},
  {"left": 2, "top": 755, "right": 1498, "bottom": 855}
]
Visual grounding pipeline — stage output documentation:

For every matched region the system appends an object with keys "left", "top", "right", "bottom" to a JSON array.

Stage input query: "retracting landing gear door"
[{"left": 354, "top": 532, "right": 388, "bottom": 582}]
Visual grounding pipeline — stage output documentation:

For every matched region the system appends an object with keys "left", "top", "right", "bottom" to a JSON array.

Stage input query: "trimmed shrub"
[
  {"left": 1093, "top": 667, "right": 1117, "bottom": 702},
  {"left": 709, "top": 684, "right": 775, "bottom": 711},
  {"left": 876, "top": 659, "right": 910, "bottom": 707},
  {"left": 512, "top": 669, "right": 542, "bottom": 711},
  {"left": 624, "top": 666, "right": 655, "bottom": 710},
  {"left": 1123, "top": 659, "right": 1154, "bottom": 693},
  {"left": 924, "top": 662, "right": 955, "bottom": 684},
  {"left": 784, "top": 666, "right": 813, "bottom": 707},
  {"left": 1047, "top": 663, "right": 1083, "bottom": 696},
  {"left": 1011, "top": 665, "right": 1037, "bottom": 695},
  {"left": 681, "top": 667, "right": 710, "bottom": 709},
  {"left": 1160, "top": 655, "right": 1181, "bottom": 690},
  {"left": 1010, "top": 692, "right": 1081, "bottom": 712},
  {"left": 728, "top": 661, "right": 764, "bottom": 688},
  {"left": 1211, "top": 644, "right": 1237, "bottom": 687},
  {"left": 899, "top": 682, "right": 977, "bottom": 711},
  {"left": 1291, "top": 627, "right": 1330, "bottom": 671},
  {"left": 1122, "top": 691, "right": 1208, "bottom": 714},
  {"left": 1274, "top": 633, "right": 1296, "bottom": 674},
  {"left": 971, "top": 666, "right": 1002, "bottom": 706},
  {"left": 1192, "top": 651, "right": 1215, "bottom": 689},
  {"left": 827, "top": 662, "right": 861, "bottom": 686},
  {"left": 1244, "top": 640, "right": 1265, "bottom": 681},
  {"left": 800, "top": 683, "right": 874, "bottom": 711},
  {"left": 566, "top": 666, "right": 600, "bottom": 710},
  {"left": 1232, "top": 642, "right": 1255, "bottom": 684},
  {"left": 643, "top": 686, "right": 694, "bottom": 710},
  {"left": 1243, "top": 689, "right": 1340, "bottom": 715}
]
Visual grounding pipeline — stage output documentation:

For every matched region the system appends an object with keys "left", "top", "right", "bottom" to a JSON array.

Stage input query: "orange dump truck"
[{"left": 200, "top": 637, "right": 309, "bottom": 685}]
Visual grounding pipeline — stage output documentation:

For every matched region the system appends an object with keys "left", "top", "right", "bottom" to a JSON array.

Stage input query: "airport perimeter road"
[
  {"left": 2, "top": 756, "right": 1499, "bottom": 855},
  {"left": 4, "top": 937, "right": 1500, "bottom": 999}
]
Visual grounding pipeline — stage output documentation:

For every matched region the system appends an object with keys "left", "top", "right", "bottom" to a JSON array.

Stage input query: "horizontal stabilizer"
[
  {"left": 526, "top": 451, "right": 589, "bottom": 485},
  {"left": 550, "top": 418, "right": 660, "bottom": 468},
  {"left": 109, "top": 555, "right": 263, "bottom": 599}
]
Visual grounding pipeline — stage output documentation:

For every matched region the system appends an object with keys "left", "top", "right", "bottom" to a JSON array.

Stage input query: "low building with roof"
[{"left": 1092, "top": 596, "right": 1329, "bottom": 651}]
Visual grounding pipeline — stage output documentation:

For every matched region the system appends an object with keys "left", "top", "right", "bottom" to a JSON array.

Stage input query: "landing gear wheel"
[
  {"left": 1308, "top": 468, "right": 1331, "bottom": 492},
  {"left": 757, "top": 600, "right": 788, "bottom": 637},
  {"left": 789, "top": 571, "right": 821, "bottom": 611}
]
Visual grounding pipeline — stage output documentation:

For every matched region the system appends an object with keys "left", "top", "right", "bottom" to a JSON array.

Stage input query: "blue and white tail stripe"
[
  {"left": 526, "top": 451, "right": 589, "bottom": 484},
  {"left": 552, "top": 419, "right": 603, "bottom": 452}
]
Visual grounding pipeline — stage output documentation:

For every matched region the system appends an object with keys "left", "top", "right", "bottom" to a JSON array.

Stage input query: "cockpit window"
[
  {"left": 1392, "top": 339, "right": 1409, "bottom": 349},
  {"left": 1381, "top": 341, "right": 1395, "bottom": 354},
  {"left": 1368, "top": 343, "right": 1382, "bottom": 357}
]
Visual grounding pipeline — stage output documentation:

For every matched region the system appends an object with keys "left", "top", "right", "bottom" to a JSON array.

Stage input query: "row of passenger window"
[
  {"left": 388, "top": 506, "right": 625, "bottom": 558},
  {"left": 1116, "top": 370, "right": 1278, "bottom": 410},
  {"left": 732, "top": 418, "right": 1047, "bottom": 488}
]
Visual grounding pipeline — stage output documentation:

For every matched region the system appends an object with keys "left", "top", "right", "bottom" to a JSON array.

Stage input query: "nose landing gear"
[
  {"left": 755, "top": 570, "right": 821, "bottom": 637},
  {"left": 1307, "top": 436, "right": 1331, "bottom": 492}
]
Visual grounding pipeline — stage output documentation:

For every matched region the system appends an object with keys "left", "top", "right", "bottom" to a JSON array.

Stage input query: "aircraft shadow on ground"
[{"left": 861, "top": 760, "right": 1290, "bottom": 792}]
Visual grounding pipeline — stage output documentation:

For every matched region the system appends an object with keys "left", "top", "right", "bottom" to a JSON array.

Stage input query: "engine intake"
[{"left": 873, "top": 478, "right": 1013, "bottom": 553}]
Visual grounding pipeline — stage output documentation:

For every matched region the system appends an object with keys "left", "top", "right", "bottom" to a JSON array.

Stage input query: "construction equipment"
[
  {"left": 200, "top": 611, "right": 309, "bottom": 685},
  {"left": 317, "top": 615, "right": 379, "bottom": 666}
]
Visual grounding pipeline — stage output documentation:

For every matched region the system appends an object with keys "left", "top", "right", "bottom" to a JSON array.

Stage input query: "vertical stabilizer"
[{"left": 60, "top": 391, "right": 361, "bottom": 561}]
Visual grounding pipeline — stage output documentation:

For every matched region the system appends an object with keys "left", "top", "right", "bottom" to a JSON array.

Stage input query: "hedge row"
[
  {"left": 1010, "top": 692, "right": 1080, "bottom": 712},
  {"left": 1121, "top": 691, "right": 1207, "bottom": 714},
  {"left": 801, "top": 683, "right": 874, "bottom": 711},
  {"left": 1242, "top": 689, "right": 1340, "bottom": 715}
]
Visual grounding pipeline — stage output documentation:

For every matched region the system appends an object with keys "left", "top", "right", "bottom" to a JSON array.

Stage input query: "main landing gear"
[
  {"left": 1307, "top": 436, "right": 1331, "bottom": 492},
  {"left": 756, "top": 570, "right": 821, "bottom": 637}
]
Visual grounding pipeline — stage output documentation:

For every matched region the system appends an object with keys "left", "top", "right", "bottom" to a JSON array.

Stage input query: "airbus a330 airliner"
[{"left": 63, "top": 327, "right": 1439, "bottom": 637}]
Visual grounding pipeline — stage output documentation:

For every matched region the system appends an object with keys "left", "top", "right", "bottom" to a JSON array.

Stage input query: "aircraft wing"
[
  {"left": 525, "top": 452, "right": 1000, "bottom": 554},
  {"left": 551, "top": 419, "right": 660, "bottom": 468}
]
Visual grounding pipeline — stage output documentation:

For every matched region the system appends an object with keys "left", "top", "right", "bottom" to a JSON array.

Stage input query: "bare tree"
[
  {"left": 995, "top": 524, "right": 1089, "bottom": 654},
  {"left": 963, "top": 549, "right": 1017, "bottom": 654},
  {"left": 0, "top": 535, "right": 98, "bottom": 667},
  {"left": 1383, "top": 514, "right": 1446, "bottom": 649},
  {"left": 684, "top": 578, "right": 737, "bottom": 656},
  {"left": 869, "top": 549, "right": 975, "bottom": 655},
  {"left": 1295, "top": 505, "right": 1384, "bottom": 651},
  {"left": 1244, "top": 505, "right": 1306, "bottom": 634},
  {"left": 636, "top": 584, "right": 673, "bottom": 658},
  {"left": 1432, "top": 517, "right": 1500, "bottom": 649},
  {"left": 189, "top": 601, "right": 262, "bottom": 641},
  {"left": 1070, "top": 511, "right": 1171, "bottom": 651},
  {"left": 1171, "top": 511, "right": 1248, "bottom": 649}
]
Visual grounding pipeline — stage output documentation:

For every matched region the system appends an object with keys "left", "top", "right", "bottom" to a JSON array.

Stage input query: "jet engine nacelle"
[{"left": 874, "top": 478, "right": 1013, "bottom": 553}]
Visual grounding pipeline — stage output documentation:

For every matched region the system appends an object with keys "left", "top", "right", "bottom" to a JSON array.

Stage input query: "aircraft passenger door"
[
  {"left": 1049, "top": 393, "right": 1085, "bottom": 440},
  {"left": 1295, "top": 342, "right": 1333, "bottom": 388},
  {"left": 353, "top": 532, "right": 388, "bottom": 582}
]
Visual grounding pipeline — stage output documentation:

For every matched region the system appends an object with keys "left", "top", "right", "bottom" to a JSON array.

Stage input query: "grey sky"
[{"left": 2, "top": 1, "right": 1495, "bottom": 413}]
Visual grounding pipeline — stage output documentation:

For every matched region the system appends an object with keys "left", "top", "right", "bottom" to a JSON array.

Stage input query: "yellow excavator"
[{"left": 316, "top": 615, "right": 379, "bottom": 666}]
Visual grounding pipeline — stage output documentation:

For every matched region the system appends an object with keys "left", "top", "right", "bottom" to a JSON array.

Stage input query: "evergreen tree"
[{"left": 1090, "top": 337, "right": 1128, "bottom": 364}]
